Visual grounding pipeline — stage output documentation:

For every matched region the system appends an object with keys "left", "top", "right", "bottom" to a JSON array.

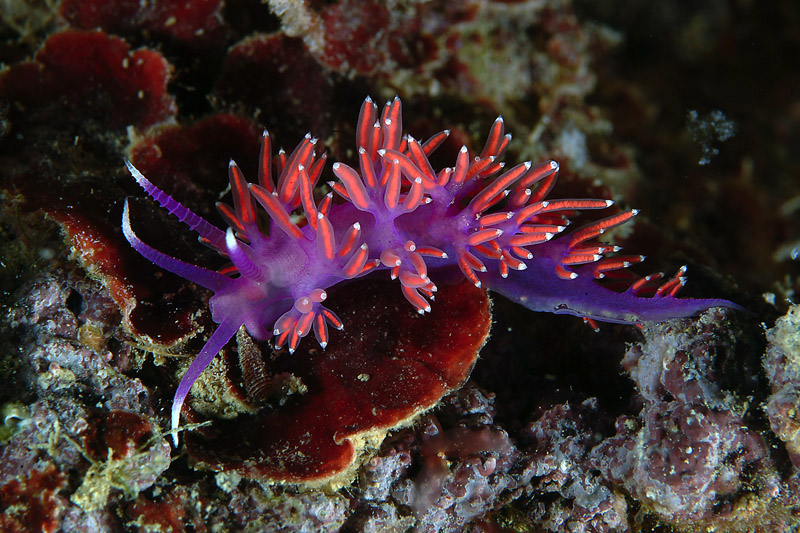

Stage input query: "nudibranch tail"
[
  {"left": 485, "top": 259, "right": 745, "bottom": 328},
  {"left": 122, "top": 96, "right": 743, "bottom": 445}
]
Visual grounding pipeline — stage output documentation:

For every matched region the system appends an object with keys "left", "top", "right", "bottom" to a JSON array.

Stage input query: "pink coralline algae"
[
  {"left": 124, "top": 96, "right": 742, "bottom": 477},
  {"left": 487, "top": 308, "right": 792, "bottom": 533},
  {"left": 352, "top": 384, "right": 521, "bottom": 532},
  {"left": 595, "top": 309, "right": 779, "bottom": 528},
  {"left": 2, "top": 264, "right": 172, "bottom": 530},
  {"left": 517, "top": 399, "right": 628, "bottom": 532},
  {"left": 764, "top": 305, "right": 800, "bottom": 465}
]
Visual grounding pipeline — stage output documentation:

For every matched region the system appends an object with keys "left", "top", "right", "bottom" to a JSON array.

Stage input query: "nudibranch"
[{"left": 122, "top": 96, "right": 741, "bottom": 445}]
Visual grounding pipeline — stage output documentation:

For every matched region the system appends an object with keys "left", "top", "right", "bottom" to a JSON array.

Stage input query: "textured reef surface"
[{"left": 1, "top": 1, "right": 800, "bottom": 532}]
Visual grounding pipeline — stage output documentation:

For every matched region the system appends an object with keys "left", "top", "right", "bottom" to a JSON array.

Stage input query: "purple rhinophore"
[{"left": 122, "top": 96, "right": 743, "bottom": 444}]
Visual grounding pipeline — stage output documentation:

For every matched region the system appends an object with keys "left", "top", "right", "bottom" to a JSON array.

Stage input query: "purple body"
[{"left": 122, "top": 97, "right": 742, "bottom": 443}]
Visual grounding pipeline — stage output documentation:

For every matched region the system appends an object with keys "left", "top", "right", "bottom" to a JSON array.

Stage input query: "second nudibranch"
[{"left": 122, "top": 96, "right": 742, "bottom": 444}]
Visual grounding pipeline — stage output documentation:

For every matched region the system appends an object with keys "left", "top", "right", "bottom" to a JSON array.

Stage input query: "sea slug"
[{"left": 122, "top": 96, "right": 741, "bottom": 444}]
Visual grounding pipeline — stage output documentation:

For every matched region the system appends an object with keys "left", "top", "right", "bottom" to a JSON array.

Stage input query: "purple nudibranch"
[{"left": 122, "top": 96, "right": 742, "bottom": 445}]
